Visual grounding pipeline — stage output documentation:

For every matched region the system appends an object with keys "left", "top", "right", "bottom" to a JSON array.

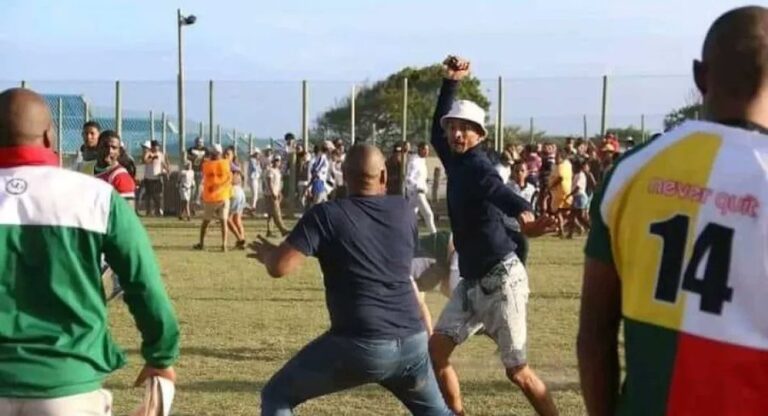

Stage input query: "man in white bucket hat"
[{"left": 428, "top": 56, "right": 558, "bottom": 416}]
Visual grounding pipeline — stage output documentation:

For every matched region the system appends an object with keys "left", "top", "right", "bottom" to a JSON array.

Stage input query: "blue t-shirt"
[{"left": 287, "top": 195, "right": 423, "bottom": 339}]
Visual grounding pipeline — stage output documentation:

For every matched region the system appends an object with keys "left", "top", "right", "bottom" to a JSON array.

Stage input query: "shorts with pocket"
[
  {"left": 573, "top": 193, "right": 588, "bottom": 210},
  {"left": 203, "top": 200, "right": 230, "bottom": 221},
  {"left": 434, "top": 252, "right": 530, "bottom": 368}
]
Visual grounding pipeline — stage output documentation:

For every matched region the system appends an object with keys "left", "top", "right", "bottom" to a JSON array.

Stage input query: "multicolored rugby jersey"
[{"left": 586, "top": 120, "right": 768, "bottom": 415}]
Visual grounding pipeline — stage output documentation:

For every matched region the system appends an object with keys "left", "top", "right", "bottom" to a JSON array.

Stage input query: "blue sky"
[{"left": 0, "top": 0, "right": 752, "bottom": 140}]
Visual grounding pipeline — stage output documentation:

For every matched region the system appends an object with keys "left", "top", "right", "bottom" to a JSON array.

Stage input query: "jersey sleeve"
[
  {"left": 584, "top": 169, "right": 614, "bottom": 265},
  {"left": 286, "top": 205, "right": 328, "bottom": 256},
  {"left": 102, "top": 194, "right": 180, "bottom": 368},
  {"left": 111, "top": 172, "right": 136, "bottom": 199}
]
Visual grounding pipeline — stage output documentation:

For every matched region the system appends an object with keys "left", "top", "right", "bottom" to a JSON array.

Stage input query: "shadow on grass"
[
  {"left": 174, "top": 295, "right": 323, "bottom": 303},
  {"left": 179, "top": 379, "right": 265, "bottom": 393},
  {"left": 462, "top": 379, "right": 580, "bottom": 393},
  {"left": 529, "top": 291, "right": 581, "bottom": 300},
  {"left": 153, "top": 245, "right": 236, "bottom": 252},
  {"left": 182, "top": 346, "right": 291, "bottom": 362},
  {"left": 123, "top": 346, "right": 292, "bottom": 362}
]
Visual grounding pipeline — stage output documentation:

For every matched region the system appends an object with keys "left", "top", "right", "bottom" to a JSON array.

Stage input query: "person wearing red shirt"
[
  {"left": 94, "top": 130, "right": 136, "bottom": 206},
  {"left": 94, "top": 130, "right": 137, "bottom": 301}
]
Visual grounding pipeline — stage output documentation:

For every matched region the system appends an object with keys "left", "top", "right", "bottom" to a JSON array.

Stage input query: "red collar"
[{"left": 0, "top": 146, "right": 60, "bottom": 168}]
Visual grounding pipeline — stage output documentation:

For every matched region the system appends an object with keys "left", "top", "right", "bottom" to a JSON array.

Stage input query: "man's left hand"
[
  {"left": 247, "top": 235, "right": 277, "bottom": 264},
  {"left": 520, "top": 214, "right": 558, "bottom": 238}
]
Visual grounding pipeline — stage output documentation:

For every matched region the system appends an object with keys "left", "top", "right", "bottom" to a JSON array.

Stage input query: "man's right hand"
[
  {"left": 134, "top": 365, "right": 176, "bottom": 387},
  {"left": 443, "top": 55, "right": 470, "bottom": 81}
]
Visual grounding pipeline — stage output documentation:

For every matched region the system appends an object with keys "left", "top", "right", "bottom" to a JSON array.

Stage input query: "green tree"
[
  {"left": 663, "top": 103, "right": 703, "bottom": 131},
  {"left": 314, "top": 64, "right": 490, "bottom": 148}
]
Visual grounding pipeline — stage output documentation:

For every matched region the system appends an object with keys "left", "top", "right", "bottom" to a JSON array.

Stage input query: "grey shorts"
[{"left": 434, "top": 252, "right": 529, "bottom": 368}]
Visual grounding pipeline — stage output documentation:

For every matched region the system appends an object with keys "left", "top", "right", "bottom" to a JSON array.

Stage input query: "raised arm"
[
  {"left": 431, "top": 56, "right": 471, "bottom": 168},
  {"left": 431, "top": 79, "right": 458, "bottom": 166}
]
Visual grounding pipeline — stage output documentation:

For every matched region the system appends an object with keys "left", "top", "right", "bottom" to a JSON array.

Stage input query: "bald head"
[
  {"left": 343, "top": 144, "right": 387, "bottom": 196},
  {"left": 0, "top": 88, "right": 55, "bottom": 148},
  {"left": 695, "top": 6, "right": 768, "bottom": 119}
]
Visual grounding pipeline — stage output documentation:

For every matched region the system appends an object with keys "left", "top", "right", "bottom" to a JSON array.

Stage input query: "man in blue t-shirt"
[{"left": 249, "top": 144, "right": 452, "bottom": 416}]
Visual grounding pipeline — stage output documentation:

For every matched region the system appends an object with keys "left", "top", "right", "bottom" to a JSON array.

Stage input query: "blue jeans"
[{"left": 260, "top": 331, "right": 452, "bottom": 416}]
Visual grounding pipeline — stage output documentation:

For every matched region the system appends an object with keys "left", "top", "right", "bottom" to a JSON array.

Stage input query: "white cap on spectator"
[
  {"left": 323, "top": 140, "right": 336, "bottom": 151},
  {"left": 252, "top": 147, "right": 261, "bottom": 154},
  {"left": 212, "top": 144, "right": 223, "bottom": 154},
  {"left": 141, "top": 141, "right": 151, "bottom": 149},
  {"left": 440, "top": 100, "right": 488, "bottom": 137}
]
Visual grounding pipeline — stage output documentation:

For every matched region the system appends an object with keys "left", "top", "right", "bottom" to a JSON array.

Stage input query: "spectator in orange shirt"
[{"left": 194, "top": 144, "right": 233, "bottom": 252}]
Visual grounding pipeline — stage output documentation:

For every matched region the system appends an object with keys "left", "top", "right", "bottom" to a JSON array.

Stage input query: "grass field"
[{"left": 105, "top": 217, "right": 587, "bottom": 415}]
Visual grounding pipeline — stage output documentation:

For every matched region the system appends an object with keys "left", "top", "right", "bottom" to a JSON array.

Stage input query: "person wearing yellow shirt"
[
  {"left": 548, "top": 150, "right": 572, "bottom": 238},
  {"left": 194, "top": 144, "right": 232, "bottom": 252}
]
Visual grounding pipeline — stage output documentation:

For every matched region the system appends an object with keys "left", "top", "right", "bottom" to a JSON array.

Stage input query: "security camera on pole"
[{"left": 177, "top": 9, "right": 196, "bottom": 166}]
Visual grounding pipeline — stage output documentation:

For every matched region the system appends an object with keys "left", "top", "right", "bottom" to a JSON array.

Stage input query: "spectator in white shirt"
[
  {"left": 495, "top": 151, "right": 513, "bottom": 185},
  {"left": 248, "top": 148, "right": 262, "bottom": 213},
  {"left": 142, "top": 140, "right": 168, "bottom": 217},
  {"left": 405, "top": 142, "right": 437, "bottom": 234},
  {"left": 307, "top": 141, "right": 333, "bottom": 206},
  {"left": 510, "top": 161, "right": 537, "bottom": 204}
]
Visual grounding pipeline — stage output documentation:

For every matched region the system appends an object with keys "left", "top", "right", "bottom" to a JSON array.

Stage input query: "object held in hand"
[
  {"left": 130, "top": 376, "right": 175, "bottom": 416},
  {"left": 443, "top": 55, "right": 461, "bottom": 70}
]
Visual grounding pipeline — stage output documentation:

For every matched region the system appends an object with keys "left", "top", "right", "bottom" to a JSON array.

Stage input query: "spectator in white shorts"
[
  {"left": 248, "top": 148, "right": 262, "bottom": 213},
  {"left": 228, "top": 170, "right": 247, "bottom": 250},
  {"left": 178, "top": 161, "right": 194, "bottom": 221}
]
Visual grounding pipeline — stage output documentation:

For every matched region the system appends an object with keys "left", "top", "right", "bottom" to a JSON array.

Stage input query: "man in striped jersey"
[
  {"left": 95, "top": 130, "right": 136, "bottom": 206},
  {"left": 94, "top": 130, "right": 137, "bottom": 301},
  {"left": 0, "top": 88, "right": 179, "bottom": 415},
  {"left": 578, "top": 6, "right": 768, "bottom": 415}
]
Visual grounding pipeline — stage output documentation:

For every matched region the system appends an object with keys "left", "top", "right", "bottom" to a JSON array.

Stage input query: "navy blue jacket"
[{"left": 431, "top": 79, "right": 532, "bottom": 280}]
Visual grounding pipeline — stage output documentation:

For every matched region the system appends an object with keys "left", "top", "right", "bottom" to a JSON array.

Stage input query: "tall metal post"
[
  {"left": 351, "top": 84, "right": 356, "bottom": 144},
  {"left": 497, "top": 76, "right": 504, "bottom": 152},
  {"left": 20, "top": 80, "right": 27, "bottom": 89},
  {"left": 248, "top": 134, "right": 254, "bottom": 153},
  {"left": 161, "top": 112, "right": 167, "bottom": 154},
  {"left": 177, "top": 8, "right": 186, "bottom": 164},
  {"left": 402, "top": 78, "right": 408, "bottom": 143},
  {"left": 232, "top": 128, "right": 237, "bottom": 147},
  {"left": 84, "top": 100, "right": 90, "bottom": 122},
  {"left": 217, "top": 124, "right": 221, "bottom": 144},
  {"left": 529, "top": 117, "right": 534, "bottom": 143},
  {"left": 208, "top": 80, "right": 214, "bottom": 145},
  {"left": 372, "top": 122, "right": 377, "bottom": 147},
  {"left": 115, "top": 81, "right": 122, "bottom": 137},
  {"left": 583, "top": 114, "right": 588, "bottom": 140},
  {"left": 150, "top": 111, "right": 155, "bottom": 141},
  {"left": 641, "top": 114, "right": 646, "bottom": 142},
  {"left": 57, "top": 98, "right": 63, "bottom": 167},
  {"left": 302, "top": 80, "right": 309, "bottom": 150},
  {"left": 600, "top": 75, "right": 609, "bottom": 138}
]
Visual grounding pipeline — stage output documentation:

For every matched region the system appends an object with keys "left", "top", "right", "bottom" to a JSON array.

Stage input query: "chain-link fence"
[{"left": 6, "top": 74, "right": 698, "bottom": 165}]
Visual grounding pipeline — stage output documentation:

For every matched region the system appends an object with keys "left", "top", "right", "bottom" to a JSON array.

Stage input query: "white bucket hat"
[
  {"left": 440, "top": 100, "right": 488, "bottom": 137},
  {"left": 212, "top": 144, "right": 223, "bottom": 154}
]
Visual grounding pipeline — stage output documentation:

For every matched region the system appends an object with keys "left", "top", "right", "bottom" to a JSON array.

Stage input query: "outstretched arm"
[{"left": 248, "top": 236, "right": 306, "bottom": 278}]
